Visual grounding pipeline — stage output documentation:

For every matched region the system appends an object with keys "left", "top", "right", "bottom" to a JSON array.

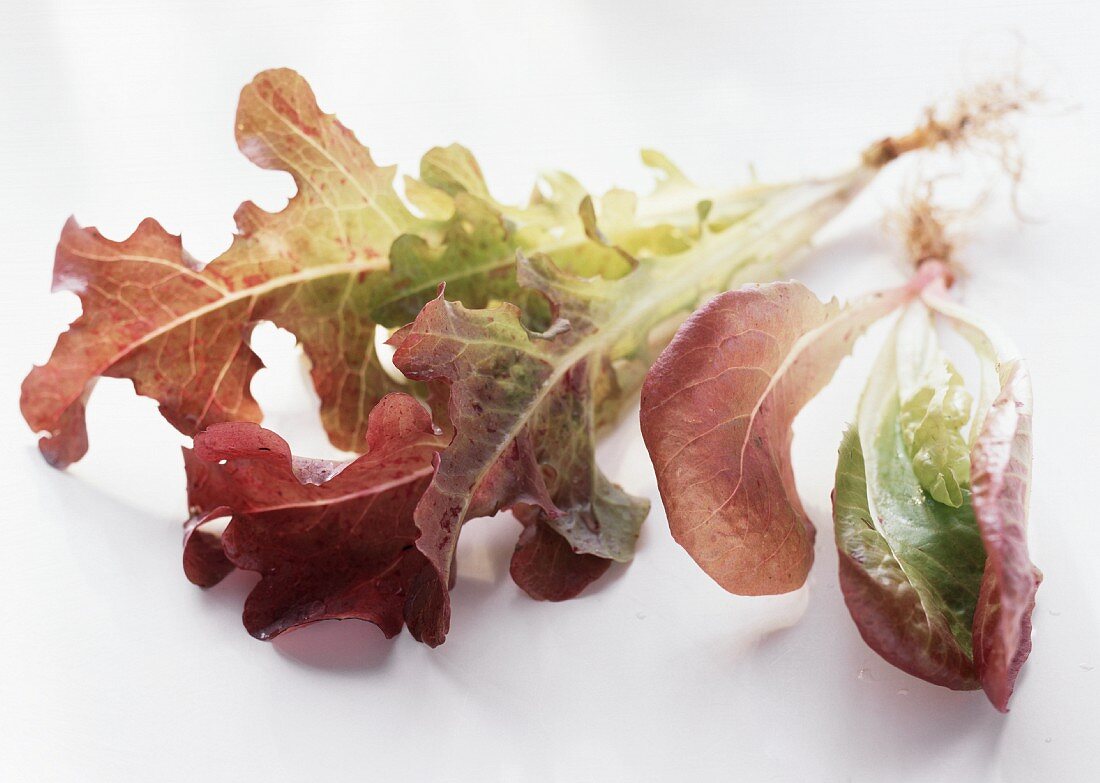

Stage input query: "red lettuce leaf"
[
  {"left": 22, "top": 68, "right": 420, "bottom": 466},
  {"left": 183, "top": 393, "right": 446, "bottom": 641},
  {"left": 509, "top": 514, "right": 614, "bottom": 601},
  {"left": 640, "top": 278, "right": 923, "bottom": 595},
  {"left": 970, "top": 360, "right": 1041, "bottom": 710},
  {"left": 925, "top": 287, "right": 1041, "bottom": 709},
  {"left": 390, "top": 286, "right": 648, "bottom": 645}
]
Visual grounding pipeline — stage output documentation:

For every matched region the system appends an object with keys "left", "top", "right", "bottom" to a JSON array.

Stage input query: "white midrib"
[{"left": 438, "top": 167, "right": 872, "bottom": 567}]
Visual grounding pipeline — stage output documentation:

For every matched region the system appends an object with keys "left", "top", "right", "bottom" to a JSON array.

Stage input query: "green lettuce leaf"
[
  {"left": 835, "top": 294, "right": 1040, "bottom": 708},
  {"left": 834, "top": 305, "right": 987, "bottom": 687},
  {"left": 896, "top": 308, "right": 973, "bottom": 506}
]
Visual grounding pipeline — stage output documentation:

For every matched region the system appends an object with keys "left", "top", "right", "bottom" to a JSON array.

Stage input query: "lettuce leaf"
[
  {"left": 834, "top": 291, "right": 1039, "bottom": 710},
  {"left": 922, "top": 286, "right": 1041, "bottom": 710},
  {"left": 641, "top": 277, "right": 927, "bottom": 595},
  {"left": 183, "top": 393, "right": 447, "bottom": 640},
  {"left": 22, "top": 69, "right": 419, "bottom": 465},
  {"left": 834, "top": 305, "right": 987, "bottom": 687},
  {"left": 24, "top": 67, "right": 1013, "bottom": 650},
  {"left": 896, "top": 310, "right": 973, "bottom": 507}
]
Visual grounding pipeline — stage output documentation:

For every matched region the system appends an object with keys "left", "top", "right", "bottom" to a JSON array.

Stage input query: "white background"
[{"left": 3, "top": 1, "right": 1099, "bottom": 780}]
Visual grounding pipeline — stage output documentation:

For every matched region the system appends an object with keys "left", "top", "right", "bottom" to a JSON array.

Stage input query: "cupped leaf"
[
  {"left": 835, "top": 289, "right": 1039, "bottom": 709},
  {"left": 834, "top": 305, "right": 985, "bottom": 690},
  {"left": 182, "top": 393, "right": 446, "bottom": 641},
  {"left": 969, "top": 360, "right": 1040, "bottom": 710},
  {"left": 641, "top": 275, "right": 926, "bottom": 596},
  {"left": 923, "top": 287, "right": 1040, "bottom": 710}
]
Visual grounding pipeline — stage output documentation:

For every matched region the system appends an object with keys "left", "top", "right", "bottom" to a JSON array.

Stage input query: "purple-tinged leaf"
[
  {"left": 641, "top": 274, "right": 932, "bottom": 595},
  {"left": 183, "top": 394, "right": 446, "bottom": 642}
]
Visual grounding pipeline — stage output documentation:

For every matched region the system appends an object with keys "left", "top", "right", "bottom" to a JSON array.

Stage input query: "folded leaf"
[
  {"left": 182, "top": 393, "right": 446, "bottom": 641},
  {"left": 835, "top": 290, "right": 1039, "bottom": 709},
  {"left": 509, "top": 516, "right": 614, "bottom": 602},
  {"left": 969, "top": 360, "right": 1040, "bottom": 710},
  {"left": 923, "top": 287, "right": 1040, "bottom": 710},
  {"left": 834, "top": 306, "right": 985, "bottom": 690},
  {"left": 641, "top": 274, "right": 928, "bottom": 596}
]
